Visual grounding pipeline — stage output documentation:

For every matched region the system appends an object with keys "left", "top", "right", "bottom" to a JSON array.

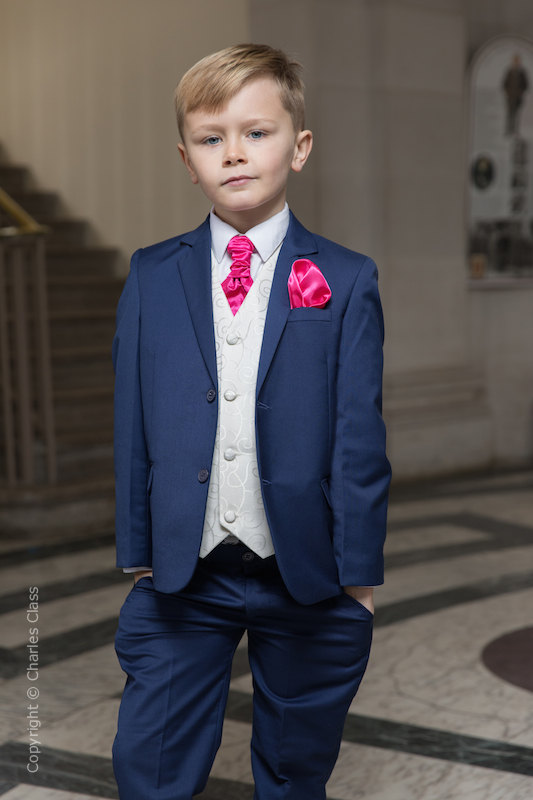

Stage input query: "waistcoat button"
[
  {"left": 226, "top": 333, "right": 239, "bottom": 345},
  {"left": 224, "top": 510, "right": 236, "bottom": 523},
  {"left": 224, "top": 389, "right": 237, "bottom": 401},
  {"left": 224, "top": 448, "right": 236, "bottom": 461}
]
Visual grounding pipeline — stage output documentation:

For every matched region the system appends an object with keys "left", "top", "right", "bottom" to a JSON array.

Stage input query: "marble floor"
[{"left": 0, "top": 470, "right": 532, "bottom": 799}]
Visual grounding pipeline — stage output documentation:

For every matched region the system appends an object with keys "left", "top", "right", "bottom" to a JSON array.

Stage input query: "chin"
[{"left": 222, "top": 202, "right": 262, "bottom": 215}]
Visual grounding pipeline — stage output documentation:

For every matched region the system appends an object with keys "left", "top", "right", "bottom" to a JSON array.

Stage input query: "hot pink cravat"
[{"left": 222, "top": 235, "right": 255, "bottom": 315}]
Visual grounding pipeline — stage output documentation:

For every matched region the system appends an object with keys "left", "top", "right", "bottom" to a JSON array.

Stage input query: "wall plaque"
[{"left": 468, "top": 36, "right": 533, "bottom": 278}]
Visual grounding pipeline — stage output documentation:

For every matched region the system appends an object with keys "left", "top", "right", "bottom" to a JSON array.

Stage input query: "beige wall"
[
  {"left": 1, "top": 0, "right": 532, "bottom": 477},
  {"left": 252, "top": 0, "right": 470, "bottom": 369},
  {"left": 0, "top": 0, "right": 249, "bottom": 257}
]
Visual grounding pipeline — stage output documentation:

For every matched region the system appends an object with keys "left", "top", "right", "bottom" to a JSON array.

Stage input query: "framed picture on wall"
[{"left": 468, "top": 35, "right": 533, "bottom": 279}]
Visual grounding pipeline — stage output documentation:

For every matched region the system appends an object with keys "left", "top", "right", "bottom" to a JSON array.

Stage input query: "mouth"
[{"left": 222, "top": 175, "right": 254, "bottom": 186}]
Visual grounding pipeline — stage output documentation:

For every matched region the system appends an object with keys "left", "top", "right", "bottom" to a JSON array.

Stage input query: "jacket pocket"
[
  {"left": 287, "top": 307, "right": 332, "bottom": 321},
  {"left": 320, "top": 477, "right": 332, "bottom": 508},
  {"left": 146, "top": 464, "right": 154, "bottom": 495}
]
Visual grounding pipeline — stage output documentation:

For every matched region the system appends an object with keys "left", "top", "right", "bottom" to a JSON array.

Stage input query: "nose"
[{"left": 223, "top": 138, "right": 247, "bottom": 166}]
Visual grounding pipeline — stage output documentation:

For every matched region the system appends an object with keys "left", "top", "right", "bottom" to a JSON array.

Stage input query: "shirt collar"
[{"left": 210, "top": 203, "right": 290, "bottom": 263}]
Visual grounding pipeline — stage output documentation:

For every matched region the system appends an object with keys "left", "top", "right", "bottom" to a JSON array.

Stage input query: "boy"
[{"left": 112, "top": 43, "right": 390, "bottom": 800}]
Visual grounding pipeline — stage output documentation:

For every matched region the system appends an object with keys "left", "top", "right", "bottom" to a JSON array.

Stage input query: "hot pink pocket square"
[{"left": 288, "top": 259, "right": 332, "bottom": 309}]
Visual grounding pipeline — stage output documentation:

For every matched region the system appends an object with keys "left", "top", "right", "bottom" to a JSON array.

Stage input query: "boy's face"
[{"left": 178, "top": 77, "right": 312, "bottom": 232}]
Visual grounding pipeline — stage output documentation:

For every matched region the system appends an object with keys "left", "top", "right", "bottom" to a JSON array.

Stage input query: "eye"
[
  {"left": 203, "top": 135, "right": 221, "bottom": 145},
  {"left": 249, "top": 130, "right": 265, "bottom": 140}
]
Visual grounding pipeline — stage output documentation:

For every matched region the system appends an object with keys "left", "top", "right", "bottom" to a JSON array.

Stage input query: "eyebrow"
[{"left": 190, "top": 117, "right": 277, "bottom": 132}]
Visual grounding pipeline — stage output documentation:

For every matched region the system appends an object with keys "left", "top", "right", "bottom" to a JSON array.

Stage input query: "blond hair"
[{"left": 175, "top": 43, "right": 305, "bottom": 138}]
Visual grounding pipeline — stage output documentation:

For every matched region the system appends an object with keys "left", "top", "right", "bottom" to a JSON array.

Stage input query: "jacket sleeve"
[
  {"left": 330, "top": 257, "right": 391, "bottom": 586},
  {"left": 112, "top": 249, "right": 152, "bottom": 568}
]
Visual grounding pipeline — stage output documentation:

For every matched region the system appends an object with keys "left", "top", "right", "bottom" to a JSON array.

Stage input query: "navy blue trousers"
[{"left": 113, "top": 544, "right": 373, "bottom": 800}]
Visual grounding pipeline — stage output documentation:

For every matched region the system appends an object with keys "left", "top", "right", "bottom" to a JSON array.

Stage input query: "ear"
[
  {"left": 177, "top": 143, "right": 199, "bottom": 184},
  {"left": 291, "top": 130, "right": 313, "bottom": 173}
]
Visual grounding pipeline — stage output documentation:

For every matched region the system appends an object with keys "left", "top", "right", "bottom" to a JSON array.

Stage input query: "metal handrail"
[
  {"left": 0, "top": 186, "right": 48, "bottom": 237},
  {"left": 0, "top": 187, "right": 56, "bottom": 486}
]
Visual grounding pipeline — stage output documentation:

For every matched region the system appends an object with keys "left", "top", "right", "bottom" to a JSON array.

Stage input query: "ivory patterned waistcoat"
[{"left": 199, "top": 245, "right": 281, "bottom": 558}]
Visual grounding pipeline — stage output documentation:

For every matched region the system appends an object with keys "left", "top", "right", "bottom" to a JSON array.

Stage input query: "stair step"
[
  {"left": 0, "top": 426, "right": 113, "bottom": 452},
  {"left": 4, "top": 311, "right": 117, "bottom": 353},
  {"left": 55, "top": 425, "right": 113, "bottom": 445},
  {"left": 47, "top": 275, "right": 124, "bottom": 287},
  {"left": 53, "top": 358, "right": 114, "bottom": 391},
  {"left": 55, "top": 402, "right": 113, "bottom": 433},
  {"left": 0, "top": 384, "right": 113, "bottom": 404},
  {"left": 43, "top": 219, "right": 90, "bottom": 247},
  {"left": 57, "top": 442, "right": 113, "bottom": 460},
  {"left": 46, "top": 245, "right": 120, "bottom": 276},
  {"left": 0, "top": 475, "right": 115, "bottom": 506},
  {"left": 50, "top": 308, "right": 116, "bottom": 321},
  {"left": 10, "top": 190, "right": 62, "bottom": 219},
  {"left": 56, "top": 445, "right": 114, "bottom": 484},
  {"left": 55, "top": 412, "right": 113, "bottom": 439},
  {"left": 0, "top": 150, "right": 123, "bottom": 490},
  {"left": 50, "top": 317, "right": 116, "bottom": 349},
  {"left": 55, "top": 428, "right": 113, "bottom": 447},
  {"left": 0, "top": 165, "right": 32, "bottom": 193},
  {"left": 55, "top": 385, "right": 113, "bottom": 401},
  {"left": 55, "top": 470, "right": 114, "bottom": 491},
  {"left": 47, "top": 276, "right": 124, "bottom": 310},
  {"left": 52, "top": 343, "right": 112, "bottom": 359}
]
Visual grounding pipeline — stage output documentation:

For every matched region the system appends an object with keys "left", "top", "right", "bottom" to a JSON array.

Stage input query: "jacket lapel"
[
  {"left": 176, "top": 218, "right": 218, "bottom": 388},
  {"left": 176, "top": 213, "right": 318, "bottom": 397},
  {"left": 256, "top": 213, "right": 318, "bottom": 397}
]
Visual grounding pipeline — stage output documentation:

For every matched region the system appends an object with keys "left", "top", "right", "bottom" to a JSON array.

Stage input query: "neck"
[{"left": 213, "top": 199, "right": 286, "bottom": 233}]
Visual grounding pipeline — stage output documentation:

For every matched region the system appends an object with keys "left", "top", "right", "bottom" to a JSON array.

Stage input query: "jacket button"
[
  {"left": 206, "top": 388, "right": 216, "bottom": 402},
  {"left": 198, "top": 468, "right": 210, "bottom": 483}
]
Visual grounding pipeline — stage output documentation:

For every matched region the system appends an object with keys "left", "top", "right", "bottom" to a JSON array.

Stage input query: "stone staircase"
[{"left": 0, "top": 150, "right": 125, "bottom": 498}]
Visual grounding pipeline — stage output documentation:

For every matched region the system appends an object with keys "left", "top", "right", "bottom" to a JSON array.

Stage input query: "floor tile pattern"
[{"left": 1, "top": 470, "right": 532, "bottom": 798}]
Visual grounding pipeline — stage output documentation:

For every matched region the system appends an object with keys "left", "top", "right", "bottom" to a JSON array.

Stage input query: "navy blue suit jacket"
[{"left": 113, "top": 212, "right": 391, "bottom": 604}]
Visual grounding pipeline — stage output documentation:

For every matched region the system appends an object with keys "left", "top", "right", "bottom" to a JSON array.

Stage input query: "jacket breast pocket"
[{"left": 287, "top": 308, "right": 332, "bottom": 322}]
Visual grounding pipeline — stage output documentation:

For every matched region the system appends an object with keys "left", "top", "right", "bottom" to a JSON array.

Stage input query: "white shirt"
[{"left": 210, "top": 203, "right": 289, "bottom": 283}]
